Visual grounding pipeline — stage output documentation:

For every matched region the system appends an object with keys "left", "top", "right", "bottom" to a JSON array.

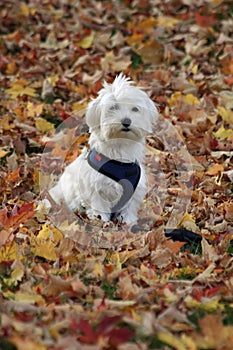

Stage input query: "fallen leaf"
[
  {"left": 6, "top": 81, "right": 37, "bottom": 98},
  {"left": 206, "top": 163, "right": 224, "bottom": 175},
  {"left": 191, "top": 314, "right": 233, "bottom": 348},
  {"left": 78, "top": 31, "right": 95, "bottom": 49},
  {"left": 0, "top": 241, "right": 21, "bottom": 262},
  {"left": 35, "top": 117, "right": 55, "bottom": 134},
  {"left": 213, "top": 125, "right": 233, "bottom": 139},
  {"left": 158, "top": 331, "right": 187, "bottom": 350},
  {"left": 0, "top": 148, "right": 9, "bottom": 158},
  {"left": 9, "top": 337, "right": 46, "bottom": 350},
  {"left": 218, "top": 106, "right": 233, "bottom": 124}
]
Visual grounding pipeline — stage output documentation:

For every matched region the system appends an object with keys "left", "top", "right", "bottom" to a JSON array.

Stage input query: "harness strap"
[{"left": 87, "top": 148, "right": 141, "bottom": 220}]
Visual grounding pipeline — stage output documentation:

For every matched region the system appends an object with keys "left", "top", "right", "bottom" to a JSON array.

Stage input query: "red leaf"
[
  {"left": 76, "top": 319, "right": 96, "bottom": 344},
  {"left": 108, "top": 328, "right": 135, "bottom": 345},
  {"left": 96, "top": 315, "right": 122, "bottom": 334},
  {"left": 0, "top": 203, "right": 35, "bottom": 230},
  {"left": 194, "top": 12, "right": 215, "bottom": 27},
  {"left": 0, "top": 207, "right": 8, "bottom": 226},
  {"left": 205, "top": 287, "right": 222, "bottom": 298}
]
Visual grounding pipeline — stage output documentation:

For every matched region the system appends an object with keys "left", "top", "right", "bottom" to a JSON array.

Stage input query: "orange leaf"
[
  {"left": 194, "top": 12, "right": 215, "bottom": 27},
  {"left": 0, "top": 203, "right": 35, "bottom": 230},
  {"left": 206, "top": 163, "right": 224, "bottom": 176},
  {"left": 164, "top": 240, "right": 186, "bottom": 254},
  {"left": 6, "top": 167, "right": 21, "bottom": 182}
]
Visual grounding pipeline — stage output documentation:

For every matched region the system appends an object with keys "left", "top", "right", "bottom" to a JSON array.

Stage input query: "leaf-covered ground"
[{"left": 0, "top": 0, "right": 233, "bottom": 349}]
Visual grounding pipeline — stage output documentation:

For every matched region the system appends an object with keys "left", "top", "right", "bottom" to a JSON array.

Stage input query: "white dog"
[{"left": 47, "top": 73, "right": 158, "bottom": 225}]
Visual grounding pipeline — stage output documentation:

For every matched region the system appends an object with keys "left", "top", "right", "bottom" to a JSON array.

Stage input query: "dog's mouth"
[{"left": 121, "top": 127, "right": 131, "bottom": 132}]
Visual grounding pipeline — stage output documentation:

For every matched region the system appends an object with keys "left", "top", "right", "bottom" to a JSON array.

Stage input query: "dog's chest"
[{"left": 93, "top": 172, "right": 124, "bottom": 204}]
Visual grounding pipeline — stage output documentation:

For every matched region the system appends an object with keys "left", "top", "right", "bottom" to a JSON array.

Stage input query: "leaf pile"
[{"left": 0, "top": 0, "right": 233, "bottom": 349}]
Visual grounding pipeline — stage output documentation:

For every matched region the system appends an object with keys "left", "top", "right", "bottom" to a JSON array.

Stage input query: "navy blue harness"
[{"left": 87, "top": 148, "right": 141, "bottom": 220}]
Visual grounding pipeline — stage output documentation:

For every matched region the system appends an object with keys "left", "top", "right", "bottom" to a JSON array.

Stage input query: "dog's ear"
[
  {"left": 146, "top": 98, "right": 159, "bottom": 132},
  {"left": 85, "top": 97, "right": 101, "bottom": 131}
]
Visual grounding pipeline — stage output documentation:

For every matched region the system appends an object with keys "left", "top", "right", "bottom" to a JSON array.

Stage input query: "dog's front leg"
[
  {"left": 86, "top": 195, "right": 111, "bottom": 222},
  {"left": 120, "top": 184, "right": 146, "bottom": 225}
]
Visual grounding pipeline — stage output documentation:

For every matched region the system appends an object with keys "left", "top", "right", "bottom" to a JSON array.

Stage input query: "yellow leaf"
[
  {"left": 181, "top": 212, "right": 195, "bottom": 224},
  {"left": 213, "top": 125, "right": 233, "bottom": 139},
  {"left": 180, "top": 334, "right": 197, "bottom": 350},
  {"left": 72, "top": 101, "right": 88, "bottom": 112},
  {"left": 31, "top": 225, "right": 63, "bottom": 261},
  {"left": 78, "top": 31, "right": 94, "bottom": 49},
  {"left": 218, "top": 106, "right": 233, "bottom": 124},
  {"left": 184, "top": 294, "right": 221, "bottom": 312},
  {"left": 10, "top": 337, "right": 46, "bottom": 350},
  {"left": 32, "top": 239, "right": 57, "bottom": 261},
  {"left": 27, "top": 102, "right": 44, "bottom": 117},
  {"left": 109, "top": 252, "right": 122, "bottom": 270},
  {"left": 164, "top": 287, "right": 178, "bottom": 303},
  {"left": 168, "top": 91, "right": 182, "bottom": 106},
  {"left": 37, "top": 224, "right": 63, "bottom": 244},
  {"left": 126, "top": 33, "right": 144, "bottom": 48},
  {"left": 191, "top": 64, "right": 199, "bottom": 74},
  {"left": 183, "top": 94, "right": 200, "bottom": 104},
  {"left": 0, "top": 241, "right": 21, "bottom": 262},
  {"left": 4, "top": 267, "right": 24, "bottom": 286},
  {"left": 35, "top": 117, "right": 55, "bottom": 134},
  {"left": 137, "top": 17, "right": 157, "bottom": 32},
  {"left": 93, "top": 262, "right": 104, "bottom": 278},
  {"left": 158, "top": 332, "right": 186, "bottom": 350},
  {"left": 127, "top": 17, "right": 157, "bottom": 34},
  {"left": 3, "top": 290, "right": 44, "bottom": 304},
  {"left": 6, "top": 61, "right": 17, "bottom": 75},
  {"left": 21, "top": 3, "right": 30, "bottom": 16},
  {"left": 157, "top": 15, "right": 180, "bottom": 28},
  {"left": 6, "top": 81, "right": 37, "bottom": 98},
  {"left": 47, "top": 74, "right": 59, "bottom": 87},
  {"left": 21, "top": 86, "right": 37, "bottom": 97},
  {"left": 169, "top": 92, "right": 200, "bottom": 106},
  {"left": 0, "top": 148, "right": 9, "bottom": 158},
  {"left": 20, "top": 3, "right": 36, "bottom": 16}
]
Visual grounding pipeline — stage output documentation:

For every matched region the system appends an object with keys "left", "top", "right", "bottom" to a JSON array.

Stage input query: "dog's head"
[{"left": 86, "top": 73, "right": 158, "bottom": 142}]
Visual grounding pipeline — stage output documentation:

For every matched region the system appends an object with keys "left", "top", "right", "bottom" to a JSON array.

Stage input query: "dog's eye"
[
  {"left": 110, "top": 104, "right": 119, "bottom": 111},
  {"left": 132, "top": 106, "right": 139, "bottom": 112}
]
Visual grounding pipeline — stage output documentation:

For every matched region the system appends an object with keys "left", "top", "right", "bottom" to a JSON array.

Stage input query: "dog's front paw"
[{"left": 86, "top": 209, "right": 110, "bottom": 223}]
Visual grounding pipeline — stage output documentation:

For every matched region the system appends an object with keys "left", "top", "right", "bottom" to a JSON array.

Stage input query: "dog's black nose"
[{"left": 121, "top": 118, "right": 131, "bottom": 128}]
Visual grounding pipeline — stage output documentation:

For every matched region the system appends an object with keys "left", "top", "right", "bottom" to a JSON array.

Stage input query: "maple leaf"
[
  {"left": 0, "top": 240, "right": 21, "bottom": 263},
  {"left": 33, "top": 223, "right": 65, "bottom": 259},
  {"left": 35, "top": 117, "right": 55, "bottom": 134},
  {"left": 6, "top": 81, "right": 37, "bottom": 98},
  {"left": 0, "top": 203, "right": 35, "bottom": 231},
  {"left": 191, "top": 314, "right": 233, "bottom": 348},
  {"left": 75, "top": 316, "right": 134, "bottom": 345},
  {"left": 26, "top": 102, "right": 44, "bottom": 118}
]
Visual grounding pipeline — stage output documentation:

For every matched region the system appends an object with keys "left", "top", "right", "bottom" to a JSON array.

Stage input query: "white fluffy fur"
[{"left": 48, "top": 73, "right": 158, "bottom": 224}]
